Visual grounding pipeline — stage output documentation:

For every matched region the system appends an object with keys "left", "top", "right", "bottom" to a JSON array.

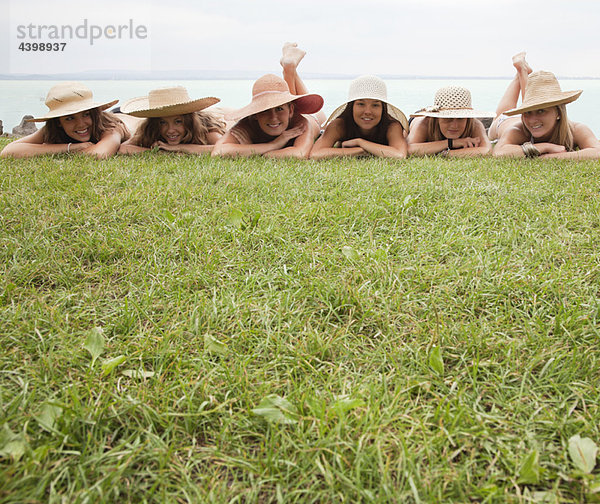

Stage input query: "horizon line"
[{"left": 2, "top": 72, "right": 600, "bottom": 81}]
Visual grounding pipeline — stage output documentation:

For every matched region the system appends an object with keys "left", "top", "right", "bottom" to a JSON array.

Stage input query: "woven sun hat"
[
  {"left": 121, "top": 86, "right": 220, "bottom": 118},
  {"left": 325, "top": 75, "right": 408, "bottom": 131},
  {"left": 504, "top": 71, "right": 582, "bottom": 116},
  {"left": 411, "top": 86, "right": 493, "bottom": 119},
  {"left": 28, "top": 82, "right": 118, "bottom": 122},
  {"left": 225, "top": 74, "right": 323, "bottom": 122}
]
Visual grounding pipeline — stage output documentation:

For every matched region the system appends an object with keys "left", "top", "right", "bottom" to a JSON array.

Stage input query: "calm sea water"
[{"left": 2, "top": 79, "right": 600, "bottom": 134}]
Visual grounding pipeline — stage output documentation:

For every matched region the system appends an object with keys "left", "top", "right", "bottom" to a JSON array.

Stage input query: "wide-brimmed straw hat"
[
  {"left": 28, "top": 82, "right": 118, "bottom": 122},
  {"left": 504, "top": 71, "right": 582, "bottom": 116},
  {"left": 225, "top": 74, "right": 324, "bottom": 122},
  {"left": 121, "top": 86, "right": 220, "bottom": 118},
  {"left": 325, "top": 75, "right": 408, "bottom": 131},
  {"left": 411, "top": 86, "right": 493, "bottom": 119}
]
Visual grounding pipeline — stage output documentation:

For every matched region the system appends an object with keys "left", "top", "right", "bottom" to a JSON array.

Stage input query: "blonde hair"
[
  {"left": 523, "top": 105, "right": 575, "bottom": 151},
  {"left": 426, "top": 117, "right": 476, "bottom": 141},
  {"left": 130, "top": 111, "right": 225, "bottom": 148}
]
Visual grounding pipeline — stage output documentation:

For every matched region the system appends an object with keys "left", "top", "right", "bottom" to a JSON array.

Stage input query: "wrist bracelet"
[
  {"left": 521, "top": 141, "right": 540, "bottom": 158},
  {"left": 448, "top": 138, "right": 453, "bottom": 150},
  {"left": 440, "top": 147, "right": 450, "bottom": 157},
  {"left": 67, "top": 143, "right": 72, "bottom": 154}
]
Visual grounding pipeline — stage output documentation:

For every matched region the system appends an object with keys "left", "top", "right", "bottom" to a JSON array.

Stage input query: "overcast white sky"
[{"left": 2, "top": 0, "right": 600, "bottom": 77}]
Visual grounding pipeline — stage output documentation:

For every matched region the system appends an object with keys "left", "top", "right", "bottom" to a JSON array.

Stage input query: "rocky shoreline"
[{"left": 0, "top": 116, "right": 38, "bottom": 138}]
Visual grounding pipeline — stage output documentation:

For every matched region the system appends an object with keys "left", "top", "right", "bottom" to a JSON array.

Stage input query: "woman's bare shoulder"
[
  {"left": 502, "top": 121, "right": 529, "bottom": 141},
  {"left": 406, "top": 116, "right": 428, "bottom": 141},
  {"left": 571, "top": 120, "right": 594, "bottom": 134},
  {"left": 322, "top": 117, "right": 345, "bottom": 134},
  {"left": 570, "top": 121, "right": 600, "bottom": 148},
  {"left": 13, "top": 128, "right": 46, "bottom": 144}
]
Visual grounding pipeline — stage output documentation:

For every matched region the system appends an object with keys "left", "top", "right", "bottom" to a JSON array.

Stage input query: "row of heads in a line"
[{"left": 29, "top": 71, "right": 581, "bottom": 138}]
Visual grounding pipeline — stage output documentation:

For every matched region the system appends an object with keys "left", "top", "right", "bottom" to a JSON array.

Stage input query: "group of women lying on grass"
[{"left": 3, "top": 46, "right": 600, "bottom": 160}]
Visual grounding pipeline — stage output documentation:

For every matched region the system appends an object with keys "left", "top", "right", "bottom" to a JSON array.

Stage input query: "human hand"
[
  {"left": 272, "top": 124, "right": 306, "bottom": 148},
  {"left": 537, "top": 143, "right": 566, "bottom": 155},
  {"left": 71, "top": 142, "right": 94, "bottom": 152},
  {"left": 153, "top": 141, "right": 180, "bottom": 152},
  {"left": 453, "top": 137, "right": 481, "bottom": 149},
  {"left": 341, "top": 138, "right": 364, "bottom": 148}
]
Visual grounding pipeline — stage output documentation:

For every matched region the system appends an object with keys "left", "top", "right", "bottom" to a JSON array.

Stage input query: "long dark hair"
[
  {"left": 244, "top": 103, "right": 295, "bottom": 143},
  {"left": 130, "top": 111, "right": 226, "bottom": 148},
  {"left": 338, "top": 100, "right": 395, "bottom": 145},
  {"left": 42, "top": 108, "right": 130, "bottom": 144}
]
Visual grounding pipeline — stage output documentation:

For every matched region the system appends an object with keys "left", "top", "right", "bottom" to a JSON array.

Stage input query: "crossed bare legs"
[
  {"left": 489, "top": 52, "right": 533, "bottom": 140},
  {"left": 280, "top": 42, "right": 326, "bottom": 126}
]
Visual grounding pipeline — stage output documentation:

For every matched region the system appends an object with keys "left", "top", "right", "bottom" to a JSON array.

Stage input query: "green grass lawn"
[{"left": 1, "top": 138, "right": 600, "bottom": 503}]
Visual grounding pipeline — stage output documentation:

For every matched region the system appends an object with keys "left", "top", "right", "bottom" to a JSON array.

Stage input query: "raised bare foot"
[
  {"left": 280, "top": 42, "right": 306, "bottom": 68},
  {"left": 512, "top": 52, "right": 532, "bottom": 74}
]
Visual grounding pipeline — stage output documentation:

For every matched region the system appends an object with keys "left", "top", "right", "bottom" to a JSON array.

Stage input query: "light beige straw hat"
[
  {"left": 121, "top": 86, "right": 220, "bottom": 118},
  {"left": 411, "top": 86, "right": 493, "bottom": 119},
  {"left": 504, "top": 71, "right": 582, "bottom": 116},
  {"left": 225, "top": 74, "right": 323, "bottom": 122},
  {"left": 28, "top": 82, "right": 118, "bottom": 122},
  {"left": 325, "top": 75, "right": 408, "bottom": 130}
]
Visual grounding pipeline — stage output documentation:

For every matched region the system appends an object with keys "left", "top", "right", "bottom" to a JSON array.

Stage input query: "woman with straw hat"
[
  {"left": 212, "top": 43, "right": 325, "bottom": 159},
  {"left": 490, "top": 53, "right": 600, "bottom": 159},
  {"left": 119, "top": 86, "right": 225, "bottom": 154},
  {"left": 407, "top": 86, "right": 493, "bottom": 157},
  {"left": 309, "top": 75, "right": 408, "bottom": 159},
  {"left": 1, "top": 82, "right": 131, "bottom": 159}
]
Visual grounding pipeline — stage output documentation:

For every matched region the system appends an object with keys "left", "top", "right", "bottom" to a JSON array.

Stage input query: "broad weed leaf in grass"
[
  {"left": 252, "top": 395, "right": 299, "bottom": 425},
  {"left": 204, "top": 334, "right": 228, "bottom": 356},
  {"left": 518, "top": 449, "right": 544, "bottom": 485},
  {"left": 532, "top": 492, "right": 558, "bottom": 504},
  {"left": 0, "top": 425, "right": 26, "bottom": 461},
  {"left": 163, "top": 209, "right": 176, "bottom": 223},
  {"left": 342, "top": 246, "right": 359, "bottom": 261},
  {"left": 122, "top": 369, "right": 155, "bottom": 379},
  {"left": 331, "top": 395, "right": 364, "bottom": 416},
  {"left": 101, "top": 355, "right": 127, "bottom": 376},
  {"left": 568, "top": 434, "right": 598, "bottom": 474},
  {"left": 373, "top": 249, "right": 388, "bottom": 262},
  {"left": 523, "top": 489, "right": 559, "bottom": 503},
  {"left": 226, "top": 209, "right": 261, "bottom": 231},
  {"left": 84, "top": 327, "right": 105, "bottom": 365},
  {"left": 34, "top": 403, "right": 63, "bottom": 432},
  {"left": 429, "top": 346, "right": 444, "bottom": 376},
  {"left": 227, "top": 208, "right": 244, "bottom": 229},
  {"left": 590, "top": 479, "right": 600, "bottom": 495},
  {"left": 2, "top": 282, "right": 16, "bottom": 302}
]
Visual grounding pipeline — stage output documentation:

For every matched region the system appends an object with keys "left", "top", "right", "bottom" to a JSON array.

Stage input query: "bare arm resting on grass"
[
  {"left": 490, "top": 52, "right": 600, "bottom": 160},
  {"left": 1, "top": 128, "right": 123, "bottom": 159},
  {"left": 309, "top": 119, "right": 407, "bottom": 160},
  {"left": 493, "top": 120, "right": 600, "bottom": 159},
  {"left": 407, "top": 117, "right": 491, "bottom": 157},
  {"left": 120, "top": 131, "right": 222, "bottom": 155},
  {"left": 212, "top": 115, "right": 317, "bottom": 159}
]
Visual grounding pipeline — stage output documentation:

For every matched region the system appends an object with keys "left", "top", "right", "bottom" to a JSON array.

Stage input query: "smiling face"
[
  {"left": 58, "top": 110, "right": 93, "bottom": 142},
  {"left": 522, "top": 107, "right": 560, "bottom": 139},
  {"left": 352, "top": 99, "right": 383, "bottom": 133},
  {"left": 159, "top": 115, "right": 187, "bottom": 145},
  {"left": 254, "top": 103, "right": 293, "bottom": 136},
  {"left": 437, "top": 117, "right": 468, "bottom": 139}
]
